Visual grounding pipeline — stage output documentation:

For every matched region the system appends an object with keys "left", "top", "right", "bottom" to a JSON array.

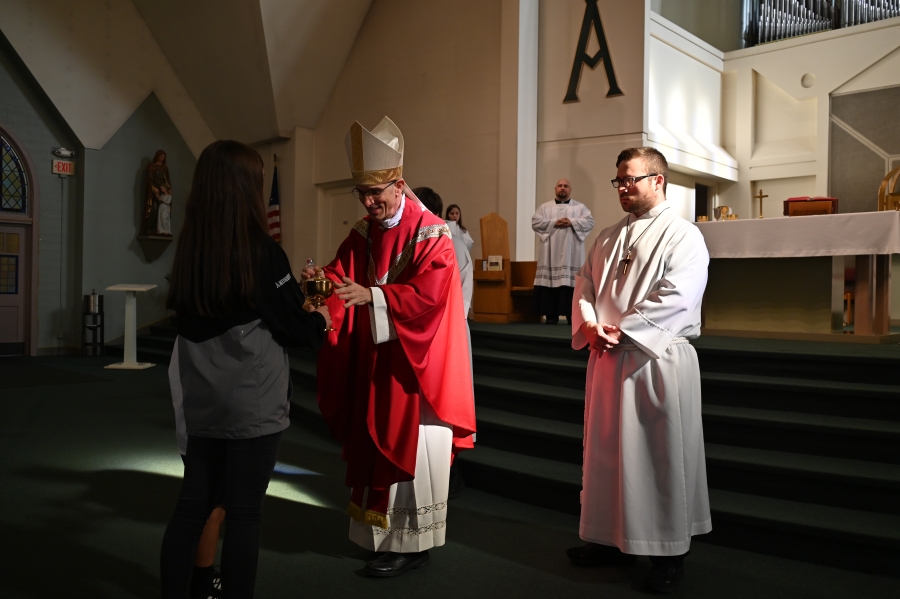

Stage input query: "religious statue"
[{"left": 142, "top": 149, "right": 171, "bottom": 235}]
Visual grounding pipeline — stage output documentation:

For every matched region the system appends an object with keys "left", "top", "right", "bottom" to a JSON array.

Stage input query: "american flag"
[{"left": 268, "top": 158, "right": 281, "bottom": 242}]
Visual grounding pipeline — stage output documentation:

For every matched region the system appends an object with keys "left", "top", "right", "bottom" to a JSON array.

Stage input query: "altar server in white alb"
[
  {"left": 532, "top": 179, "right": 594, "bottom": 324},
  {"left": 568, "top": 147, "right": 711, "bottom": 595}
]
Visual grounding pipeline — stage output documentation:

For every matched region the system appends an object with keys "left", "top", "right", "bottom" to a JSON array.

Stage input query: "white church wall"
[
  {"left": 753, "top": 72, "right": 817, "bottom": 166},
  {"left": 835, "top": 45, "right": 900, "bottom": 95},
  {"left": 537, "top": 0, "right": 646, "bottom": 144},
  {"left": 722, "top": 18, "right": 900, "bottom": 217},
  {"left": 313, "top": 0, "right": 503, "bottom": 262},
  {"left": 750, "top": 176, "right": 816, "bottom": 219},
  {"left": 646, "top": 15, "right": 737, "bottom": 182},
  {"left": 666, "top": 182, "right": 696, "bottom": 223},
  {"left": 535, "top": 0, "right": 647, "bottom": 249},
  {"left": 0, "top": 0, "right": 214, "bottom": 156}
]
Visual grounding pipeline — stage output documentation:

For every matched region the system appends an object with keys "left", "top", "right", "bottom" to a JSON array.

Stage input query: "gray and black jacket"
[{"left": 172, "top": 235, "right": 325, "bottom": 440}]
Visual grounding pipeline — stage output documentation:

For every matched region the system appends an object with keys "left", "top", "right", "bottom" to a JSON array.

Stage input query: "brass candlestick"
[
  {"left": 304, "top": 259, "right": 334, "bottom": 331},
  {"left": 755, "top": 189, "right": 768, "bottom": 219}
]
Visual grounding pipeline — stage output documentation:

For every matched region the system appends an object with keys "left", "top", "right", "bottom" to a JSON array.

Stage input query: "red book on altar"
[{"left": 783, "top": 196, "right": 838, "bottom": 217}]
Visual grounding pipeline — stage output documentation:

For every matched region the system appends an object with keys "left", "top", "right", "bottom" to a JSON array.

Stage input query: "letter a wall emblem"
[{"left": 564, "top": 0, "right": 623, "bottom": 103}]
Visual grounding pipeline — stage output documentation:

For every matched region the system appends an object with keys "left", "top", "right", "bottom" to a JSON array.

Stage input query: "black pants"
[
  {"left": 160, "top": 432, "right": 282, "bottom": 599},
  {"left": 533, "top": 285, "right": 574, "bottom": 322}
]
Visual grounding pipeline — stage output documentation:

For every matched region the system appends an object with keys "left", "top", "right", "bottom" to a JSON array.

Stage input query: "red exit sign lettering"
[{"left": 52, "top": 159, "right": 74, "bottom": 176}]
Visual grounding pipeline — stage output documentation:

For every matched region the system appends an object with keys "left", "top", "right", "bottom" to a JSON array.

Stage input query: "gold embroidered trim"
[
  {"left": 387, "top": 501, "right": 447, "bottom": 516},
  {"left": 352, "top": 218, "right": 369, "bottom": 238},
  {"left": 368, "top": 224, "right": 450, "bottom": 286},
  {"left": 347, "top": 502, "right": 388, "bottom": 530},
  {"left": 351, "top": 166, "right": 403, "bottom": 186},
  {"left": 371, "top": 520, "right": 447, "bottom": 536}
]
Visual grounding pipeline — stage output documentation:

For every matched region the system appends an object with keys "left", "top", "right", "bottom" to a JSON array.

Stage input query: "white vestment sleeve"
[
  {"left": 569, "top": 205, "right": 594, "bottom": 242},
  {"left": 368, "top": 286, "right": 397, "bottom": 344},
  {"left": 532, "top": 205, "right": 554, "bottom": 242},
  {"left": 618, "top": 226, "right": 709, "bottom": 359},
  {"left": 462, "top": 229, "right": 474, "bottom": 252},
  {"left": 571, "top": 239, "right": 600, "bottom": 349}
]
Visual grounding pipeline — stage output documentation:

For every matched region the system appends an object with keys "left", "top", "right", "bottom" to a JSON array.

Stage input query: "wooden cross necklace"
[{"left": 621, "top": 207, "right": 669, "bottom": 276}]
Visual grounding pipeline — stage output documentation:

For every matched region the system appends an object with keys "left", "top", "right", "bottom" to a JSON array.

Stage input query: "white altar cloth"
[{"left": 696, "top": 211, "right": 900, "bottom": 258}]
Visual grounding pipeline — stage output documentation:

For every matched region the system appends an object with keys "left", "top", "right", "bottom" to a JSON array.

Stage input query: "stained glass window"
[
  {"left": 0, "top": 256, "right": 17, "bottom": 294},
  {"left": 1, "top": 136, "right": 27, "bottom": 214}
]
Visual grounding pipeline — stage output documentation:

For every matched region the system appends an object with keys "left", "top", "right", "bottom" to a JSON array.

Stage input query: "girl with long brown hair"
[
  {"left": 161, "top": 140, "right": 329, "bottom": 599},
  {"left": 444, "top": 204, "right": 474, "bottom": 251}
]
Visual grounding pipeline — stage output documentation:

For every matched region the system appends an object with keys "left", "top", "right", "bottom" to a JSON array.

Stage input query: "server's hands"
[{"left": 582, "top": 322, "right": 621, "bottom": 351}]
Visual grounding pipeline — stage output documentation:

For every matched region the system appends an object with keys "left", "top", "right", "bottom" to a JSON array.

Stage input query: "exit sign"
[{"left": 52, "top": 159, "right": 74, "bottom": 176}]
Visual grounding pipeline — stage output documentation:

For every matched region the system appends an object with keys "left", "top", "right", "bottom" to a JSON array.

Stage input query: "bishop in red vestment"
[{"left": 306, "top": 117, "right": 476, "bottom": 577}]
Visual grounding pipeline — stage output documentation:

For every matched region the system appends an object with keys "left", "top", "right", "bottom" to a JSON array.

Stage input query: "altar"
[{"left": 697, "top": 211, "right": 900, "bottom": 343}]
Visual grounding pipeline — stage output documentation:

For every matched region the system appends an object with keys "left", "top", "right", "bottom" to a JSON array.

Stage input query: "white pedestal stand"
[{"left": 104, "top": 284, "right": 157, "bottom": 370}]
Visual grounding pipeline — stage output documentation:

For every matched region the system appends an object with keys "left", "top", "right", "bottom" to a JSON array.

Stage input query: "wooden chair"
[{"left": 472, "top": 213, "right": 539, "bottom": 323}]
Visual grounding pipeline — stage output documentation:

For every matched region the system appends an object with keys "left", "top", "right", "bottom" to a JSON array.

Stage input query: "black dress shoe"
[
  {"left": 565, "top": 543, "right": 636, "bottom": 567},
  {"left": 645, "top": 560, "right": 684, "bottom": 594},
  {"left": 364, "top": 551, "right": 430, "bottom": 577}
]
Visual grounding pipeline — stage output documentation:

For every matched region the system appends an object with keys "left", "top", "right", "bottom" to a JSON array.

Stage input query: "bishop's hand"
[{"left": 335, "top": 277, "right": 373, "bottom": 308}]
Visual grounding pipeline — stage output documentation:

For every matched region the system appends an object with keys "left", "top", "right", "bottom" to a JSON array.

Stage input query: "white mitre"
[{"left": 345, "top": 116, "right": 404, "bottom": 186}]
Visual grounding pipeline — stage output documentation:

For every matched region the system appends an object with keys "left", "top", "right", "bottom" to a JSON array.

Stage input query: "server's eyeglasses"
[{"left": 610, "top": 174, "right": 658, "bottom": 189}]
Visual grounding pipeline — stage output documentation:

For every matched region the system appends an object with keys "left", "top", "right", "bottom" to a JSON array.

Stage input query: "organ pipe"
[{"left": 741, "top": 0, "right": 900, "bottom": 47}]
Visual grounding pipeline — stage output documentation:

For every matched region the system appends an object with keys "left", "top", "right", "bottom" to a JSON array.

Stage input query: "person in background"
[
  {"left": 161, "top": 140, "right": 329, "bottom": 599},
  {"left": 445, "top": 204, "right": 474, "bottom": 252},
  {"left": 532, "top": 179, "right": 594, "bottom": 324}
]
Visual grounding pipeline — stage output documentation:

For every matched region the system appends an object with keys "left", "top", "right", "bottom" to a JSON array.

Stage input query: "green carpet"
[
  {"left": 0, "top": 356, "right": 111, "bottom": 388},
  {"left": 1, "top": 356, "right": 899, "bottom": 598}
]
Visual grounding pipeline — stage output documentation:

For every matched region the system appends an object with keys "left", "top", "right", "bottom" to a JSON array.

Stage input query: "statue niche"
[{"left": 137, "top": 149, "right": 174, "bottom": 262}]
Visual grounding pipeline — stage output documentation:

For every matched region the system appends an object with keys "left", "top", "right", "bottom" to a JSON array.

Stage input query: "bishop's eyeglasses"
[
  {"left": 351, "top": 180, "right": 398, "bottom": 201},
  {"left": 610, "top": 174, "right": 658, "bottom": 189}
]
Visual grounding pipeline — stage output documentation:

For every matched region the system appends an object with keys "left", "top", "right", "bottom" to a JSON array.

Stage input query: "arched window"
[{"left": 1, "top": 135, "right": 28, "bottom": 214}]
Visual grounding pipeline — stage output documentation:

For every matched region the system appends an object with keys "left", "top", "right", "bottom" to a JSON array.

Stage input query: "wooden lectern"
[{"left": 472, "top": 213, "right": 539, "bottom": 323}]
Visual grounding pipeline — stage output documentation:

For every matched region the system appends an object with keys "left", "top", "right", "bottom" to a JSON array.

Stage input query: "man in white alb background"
[{"left": 532, "top": 179, "right": 594, "bottom": 324}]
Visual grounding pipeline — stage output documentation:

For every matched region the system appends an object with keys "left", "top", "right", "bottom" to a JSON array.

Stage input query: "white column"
[
  {"left": 105, "top": 284, "right": 156, "bottom": 370},
  {"left": 516, "top": 0, "right": 539, "bottom": 261}
]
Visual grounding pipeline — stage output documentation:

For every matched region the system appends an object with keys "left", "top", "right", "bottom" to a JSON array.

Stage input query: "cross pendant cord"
[{"left": 621, "top": 207, "right": 669, "bottom": 276}]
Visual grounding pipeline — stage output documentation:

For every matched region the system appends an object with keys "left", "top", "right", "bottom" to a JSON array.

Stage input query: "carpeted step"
[
  {"left": 701, "top": 372, "right": 900, "bottom": 421},
  {"left": 455, "top": 445, "right": 900, "bottom": 576},
  {"left": 287, "top": 384, "right": 331, "bottom": 438},
  {"left": 469, "top": 324, "right": 584, "bottom": 359},
  {"left": 473, "top": 347, "right": 587, "bottom": 390},
  {"left": 705, "top": 443, "right": 900, "bottom": 514},
  {"left": 694, "top": 339, "right": 900, "bottom": 386},
  {"left": 134, "top": 334, "right": 177, "bottom": 353},
  {"left": 456, "top": 445, "right": 583, "bottom": 515},
  {"left": 149, "top": 324, "right": 178, "bottom": 338},
  {"left": 703, "top": 405, "right": 900, "bottom": 464},
  {"left": 706, "top": 489, "right": 900, "bottom": 576},
  {"left": 474, "top": 406, "right": 583, "bottom": 464},
  {"left": 473, "top": 373, "right": 584, "bottom": 424}
]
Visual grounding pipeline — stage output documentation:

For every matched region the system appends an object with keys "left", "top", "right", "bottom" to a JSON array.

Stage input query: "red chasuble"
[{"left": 316, "top": 199, "right": 476, "bottom": 527}]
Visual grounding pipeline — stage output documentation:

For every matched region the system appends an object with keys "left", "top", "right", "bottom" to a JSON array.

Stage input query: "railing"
[{"left": 743, "top": 0, "right": 900, "bottom": 47}]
